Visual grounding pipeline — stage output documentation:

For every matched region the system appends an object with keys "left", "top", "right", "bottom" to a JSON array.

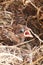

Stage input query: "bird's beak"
[{"left": 24, "top": 30, "right": 33, "bottom": 38}]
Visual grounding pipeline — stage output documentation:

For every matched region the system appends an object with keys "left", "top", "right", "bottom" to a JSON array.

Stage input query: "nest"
[{"left": 0, "top": 0, "right": 43, "bottom": 65}]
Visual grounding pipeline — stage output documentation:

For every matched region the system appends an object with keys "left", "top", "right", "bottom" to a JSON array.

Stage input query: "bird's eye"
[{"left": 20, "top": 29, "right": 24, "bottom": 33}]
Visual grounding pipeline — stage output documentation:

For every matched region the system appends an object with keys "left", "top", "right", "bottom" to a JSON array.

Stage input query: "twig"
[
  {"left": 16, "top": 39, "right": 34, "bottom": 46},
  {"left": 29, "top": 29, "right": 43, "bottom": 43}
]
